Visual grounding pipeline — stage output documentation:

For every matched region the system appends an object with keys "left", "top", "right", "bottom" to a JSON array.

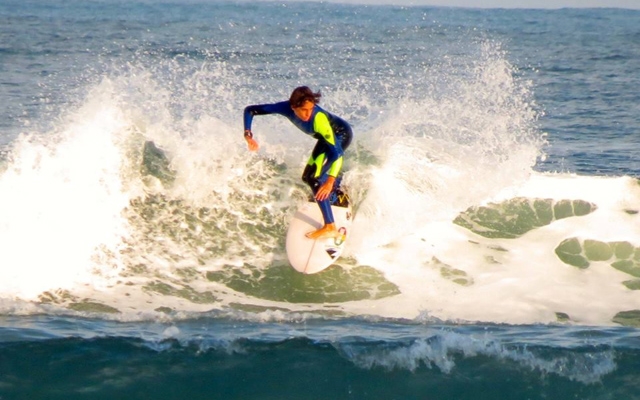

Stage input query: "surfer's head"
[
  {"left": 290, "top": 86, "right": 321, "bottom": 122},
  {"left": 289, "top": 86, "right": 321, "bottom": 108}
]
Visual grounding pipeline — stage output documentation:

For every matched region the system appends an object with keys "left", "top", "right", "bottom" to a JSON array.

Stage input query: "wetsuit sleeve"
[
  {"left": 243, "top": 101, "right": 290, "bottom": 131},
  {"left": 313, "top": 112, "right": 344, "bottom": 177}
]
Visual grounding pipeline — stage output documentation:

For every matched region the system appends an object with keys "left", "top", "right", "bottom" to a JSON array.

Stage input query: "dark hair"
[{"left": 289, "top": 86, "right": 321, "bottom": 108}]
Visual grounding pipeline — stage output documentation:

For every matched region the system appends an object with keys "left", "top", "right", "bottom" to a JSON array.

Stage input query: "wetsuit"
[{"left": 243, "top": 101, "right": 353, "bottom": 224}]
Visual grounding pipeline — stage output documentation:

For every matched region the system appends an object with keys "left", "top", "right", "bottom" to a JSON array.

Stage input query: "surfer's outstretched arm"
[{"left": 242, "top": 102, "right": 290, "bottom": 152}]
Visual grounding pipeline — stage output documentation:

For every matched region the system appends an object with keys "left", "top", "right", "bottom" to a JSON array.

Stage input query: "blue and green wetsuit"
[{"left": 243, "top": 101, "right": 353, "bottom": 224}]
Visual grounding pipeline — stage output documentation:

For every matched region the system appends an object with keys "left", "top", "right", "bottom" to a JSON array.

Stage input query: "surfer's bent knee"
[{"left": 301, "top": 164, "right": 319, "bottom": 190}]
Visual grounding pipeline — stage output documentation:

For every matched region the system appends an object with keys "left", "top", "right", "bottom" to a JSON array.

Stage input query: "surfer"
[{"left": 243, "top": 86, "right": 353, "bottom": 239}]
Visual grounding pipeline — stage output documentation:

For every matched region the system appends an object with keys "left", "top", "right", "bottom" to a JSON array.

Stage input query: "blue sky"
[{"left": 331, "top": 0, "right": 640, "bottom": 8}]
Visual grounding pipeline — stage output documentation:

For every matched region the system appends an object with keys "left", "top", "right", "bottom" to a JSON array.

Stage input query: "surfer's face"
[{"left": 293, "top": 100, "right": 314, "bottom": 122}]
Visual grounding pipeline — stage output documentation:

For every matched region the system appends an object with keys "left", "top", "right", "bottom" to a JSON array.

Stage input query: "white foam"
[
  {"left": 346, "top": 172, "right": 640, "bottom": 325},
  {"left": 0, "top": 85, "right": 133, "bottom": 299}
]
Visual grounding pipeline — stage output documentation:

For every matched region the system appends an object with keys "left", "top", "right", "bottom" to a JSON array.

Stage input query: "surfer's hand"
[
  {"left": 246, "top": 137, "right": 259, "bottom": 151},
  {"left": 244, "top": 130, "right": 259, "bottom": 152},
  {"left": 315, "top": 176, "right": 336, "bottom": 201}
]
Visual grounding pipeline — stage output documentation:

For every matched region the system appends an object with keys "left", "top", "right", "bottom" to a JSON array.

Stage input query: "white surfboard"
[{"left": 286, "top": 198, "right": 352, "bottom": 274}]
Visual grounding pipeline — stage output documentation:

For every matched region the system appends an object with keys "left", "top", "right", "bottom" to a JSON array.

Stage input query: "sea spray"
[
  {"left": 348, "top": 40, "right": 543, "bottom": 251},
  {"left": 0, "top": 85, "right": 133, "bottom": 299}
]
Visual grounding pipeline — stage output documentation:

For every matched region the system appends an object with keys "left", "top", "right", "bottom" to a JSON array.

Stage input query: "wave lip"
[{"left": 337, "top": 330, "right": 616, "bottom": 384}]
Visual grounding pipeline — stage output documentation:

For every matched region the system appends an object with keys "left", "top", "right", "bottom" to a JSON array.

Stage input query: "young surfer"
[{"left": 243, "top": 86, "right": 353, "bottom": 239}]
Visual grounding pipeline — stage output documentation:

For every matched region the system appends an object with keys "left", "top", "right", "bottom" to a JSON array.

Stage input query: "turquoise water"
[
  {"left": 2, "top": 315, "right": 640, "bottom": 399},
  {"left": 2, "top": 1, "right": 640, "bottom": 398}
]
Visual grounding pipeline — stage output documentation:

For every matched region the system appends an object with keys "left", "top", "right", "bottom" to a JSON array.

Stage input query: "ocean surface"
[{"left": 2, "top": 1, "right": 640, "bottom": 398}]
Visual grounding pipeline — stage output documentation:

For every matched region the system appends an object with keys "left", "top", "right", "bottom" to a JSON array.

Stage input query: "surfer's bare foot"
[{"left": 305, "top": 224, "right": 340, "bottom": 239}]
